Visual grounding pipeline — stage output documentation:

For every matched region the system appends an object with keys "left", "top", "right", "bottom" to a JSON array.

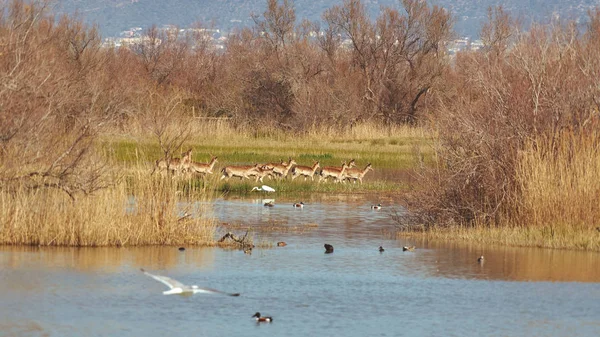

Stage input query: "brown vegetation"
[
  {"left": 0, "top": 166, "right": 216, "bottom": 246},
  {"left": 2, "top": 0, "right": 600, "bottom": 248},
  {"left": 404, "top": 7, "right": 600, "bottom": 241}
]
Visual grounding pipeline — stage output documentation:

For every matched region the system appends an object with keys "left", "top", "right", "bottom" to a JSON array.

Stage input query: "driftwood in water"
[{"left": 218, "top": 231, "right": 254, "bottom": 250}]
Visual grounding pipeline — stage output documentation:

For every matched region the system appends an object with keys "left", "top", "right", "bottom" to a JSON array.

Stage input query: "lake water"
[{"left": 1, "top": 195, "right": 599, "bottom": 336}]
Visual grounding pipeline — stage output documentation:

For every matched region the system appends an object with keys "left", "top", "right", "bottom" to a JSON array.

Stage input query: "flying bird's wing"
[
  {"left": 195, "top": 286, "right": 240, "bottom": 296},
  {"left": 140, "top": 268, "right": 187, "bottom": 290}
]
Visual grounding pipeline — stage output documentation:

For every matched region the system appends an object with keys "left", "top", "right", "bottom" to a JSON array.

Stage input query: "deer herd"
[{"left": 152, "top": 148, "right": 374, "bottom": 184}]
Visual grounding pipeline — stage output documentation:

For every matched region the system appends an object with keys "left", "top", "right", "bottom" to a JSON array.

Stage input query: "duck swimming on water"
[{"left": 252, "top": 312, "right": 273, "bottom": 322}]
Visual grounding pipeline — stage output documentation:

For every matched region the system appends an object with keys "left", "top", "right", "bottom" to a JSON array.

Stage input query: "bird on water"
[
  {"left": 324, "top": 243, "right": 334, "bottom": 254},
  {"left": 252, "top": 312, "right": 273, "bottom": 323}
]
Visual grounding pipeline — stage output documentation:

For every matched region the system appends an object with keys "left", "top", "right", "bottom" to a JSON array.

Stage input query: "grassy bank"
[
  {"left": 104, "top": 122, "right": 433, "bottom": 194},
  {"left": 398, "top": 224, "right": 600, "bottom": 251}
]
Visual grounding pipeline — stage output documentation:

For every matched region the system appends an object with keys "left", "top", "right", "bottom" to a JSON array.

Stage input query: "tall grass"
[
  {"left": 0, "top": 165, "right": 217, "bottom": 246},
  {"left": 516, "top": 131, "right": 600, "bottom": 232}
]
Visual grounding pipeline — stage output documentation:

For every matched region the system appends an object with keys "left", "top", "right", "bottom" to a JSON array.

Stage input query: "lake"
[{"left": 1, "top": 195, "right": 599, "bottom": 336}]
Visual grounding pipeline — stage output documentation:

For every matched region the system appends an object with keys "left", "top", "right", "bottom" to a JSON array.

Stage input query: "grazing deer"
[
  {"left": 291, "top": 161, "right": 320, "bottom": 181},
  {"left": 319, "top": 159, "right": 355, "bottom": 183},
  {"left": 343, "top": 163, "right": 373, "bottom": 184},
  {"left": 190, "top": 156, "right": 218, "bottom": 176},
  {"left": 152, "top": 148, "right": 193, "bottom": 175},
  {"left": 265, "top": 158, "right": 297, "bottom": 179},
  {"left": 220, "top": 164, "right": 262, "bottom": 181}
]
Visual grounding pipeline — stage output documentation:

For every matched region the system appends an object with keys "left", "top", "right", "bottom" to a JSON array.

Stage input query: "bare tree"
[{"left": 0, "top": 0, "right": 120, "bottom": 201}]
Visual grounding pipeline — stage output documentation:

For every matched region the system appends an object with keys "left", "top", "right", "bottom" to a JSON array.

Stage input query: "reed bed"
[
  {"left": 516, "top": 132, "right": 600, "bottom": 233},
  {"left": 399, "top": 131, "right": 600, "bottom": 251},
  {"left": 0, "top": 165, "right": 218, "bottom": 247}
]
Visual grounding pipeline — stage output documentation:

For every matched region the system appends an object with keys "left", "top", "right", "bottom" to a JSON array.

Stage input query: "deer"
[
  {"left": 220, "top": 164, "right": 262, "bottom": 181},
  {"left": 152, "top": 148, "right": 193, "bottom": 175},
  {"left": 247, "top": 165, "right": 276, "bottom": 183},
  {"left": 264, "top": 158, "right": 297, "bottom": 179},
  {"left": 343, "top": 163, "right": 373, "bottom": 184},
  {"left": 291, "top": 161, "right": 320, "bottom": 181},
  {"left": 319, "top": 159, "right": 355, "bottom": 183},
  {"left": 189, "top": 155, "right": 218, "bottom": 176}
]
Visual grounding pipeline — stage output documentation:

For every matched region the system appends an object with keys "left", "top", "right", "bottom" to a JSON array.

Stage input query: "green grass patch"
[{"left": 100, "top": 126, "right": 432, "bottom": 194}]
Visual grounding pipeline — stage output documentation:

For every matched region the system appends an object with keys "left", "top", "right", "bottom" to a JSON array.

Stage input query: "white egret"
[
  {"left": 251, "top": 185, "right": 275, "bottom": 192},
  {"left": 140, "top": 268, "right": 240, "bottom": 296}
]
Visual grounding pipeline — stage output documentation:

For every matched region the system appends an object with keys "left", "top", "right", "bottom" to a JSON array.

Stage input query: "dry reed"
[
  {"left": 516, "top": 131, "right": 600, "bottom": 233},
  {"left": 399, "top": 131, "right": 600, "bottom": 251},
  {"left": 0, "top": 165, "right": 218, "bottom": 246}
]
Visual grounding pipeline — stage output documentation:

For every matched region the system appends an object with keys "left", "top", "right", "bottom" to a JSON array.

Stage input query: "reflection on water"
[
  {"left": 1, "top": 195, "right": 599, "bottom": 336},
  {"left": 420, "top": 240, "right": 600, "bottom": 283}
]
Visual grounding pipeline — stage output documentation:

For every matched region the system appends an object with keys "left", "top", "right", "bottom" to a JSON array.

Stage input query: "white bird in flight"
[
  {"left": 140, "top": 268, "right": 240, "bottom": 296},
  {"left": 251, "top": 185, "right": 275, "bottom": 192}
]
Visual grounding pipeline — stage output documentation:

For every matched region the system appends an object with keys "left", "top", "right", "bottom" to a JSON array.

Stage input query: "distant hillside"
[{"left": 55, "top": 0, "right": 600, "bottom": 38}]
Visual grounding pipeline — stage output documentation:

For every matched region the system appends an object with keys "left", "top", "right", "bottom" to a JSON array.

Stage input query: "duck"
[
  {"left": 293, "top": 202, "right": 304, "bottom": 208},
  {"left": 324, "top": 243, "right": 334, "bottom": 254},
  {"left": 402, "top": 246, "right": 415, "bottom": 252},
  {"left": 371, "top": 204, "right": 382, "bottom": 210},
  {"left": 178, "top": 247, "right": 185, "bottom": 251},
  {"left": 477, "top": 255, "right": 484, "bottom": 263},
  {"left": 378, "top": 246, "right": 385, "bottom": 253},
  {"left": 252, "top": 312, "right": 273, "bottom": 323},
  {"left": 277, "top": 241, "right": 287, "bottom": 247},
  {"left": 264, "top": 201, "right": 275, "bottom": 207}
]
